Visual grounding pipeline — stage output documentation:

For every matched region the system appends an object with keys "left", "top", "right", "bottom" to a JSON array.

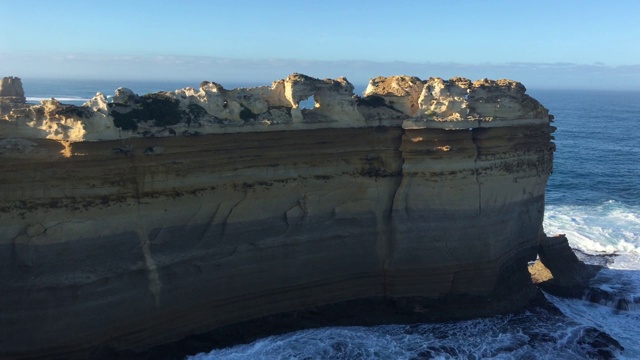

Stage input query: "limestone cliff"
[{"left": 0, "top": 74, "right": 554, "bottom": 359}]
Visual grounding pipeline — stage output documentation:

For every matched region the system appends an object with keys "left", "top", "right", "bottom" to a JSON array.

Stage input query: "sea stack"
[
  {"left": 0, "top": 76, "right": 26, "bottom": 114},
  {"left": 0, "top": 74, "right": 555, "bottom": 359}
]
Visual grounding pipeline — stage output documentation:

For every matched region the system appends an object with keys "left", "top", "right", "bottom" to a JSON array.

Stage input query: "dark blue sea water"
[{"left": 20, "top": 80, "right": 640, "bottom": 359}]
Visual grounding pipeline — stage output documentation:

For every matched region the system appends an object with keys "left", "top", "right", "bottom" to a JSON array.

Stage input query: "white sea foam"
[
  {"left": 186, "top": 310, "right": 624, "bottom": 360},
  {"left": 26, "top": 96, "right": 91, "bottom": 103},
  {"left": 544, "top": 200, "right": 640, "bottom": 256},
  {"left": 547, "top": 290, "right": 640, "bottom": 360},
  {"left": 543, "top": 199, "right": 640, "bottom": 358}
]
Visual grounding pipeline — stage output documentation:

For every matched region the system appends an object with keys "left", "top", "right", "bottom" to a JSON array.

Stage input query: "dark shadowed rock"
[
  {"left": 576, "top": 327, "right": 624, "bottom": 359},
  {"left": 529, "top": 234, "right": 601, "bottom": 298}
]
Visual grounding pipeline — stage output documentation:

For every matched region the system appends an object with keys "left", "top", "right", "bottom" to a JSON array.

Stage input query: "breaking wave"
[{"left": 544, "top": 200, "right": 640, "bottom": 255}]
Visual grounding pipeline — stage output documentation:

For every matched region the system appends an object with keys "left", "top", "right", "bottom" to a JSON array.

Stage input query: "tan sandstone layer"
[{"left": 0, "top": 74, "right": 554, "bottom": 359}]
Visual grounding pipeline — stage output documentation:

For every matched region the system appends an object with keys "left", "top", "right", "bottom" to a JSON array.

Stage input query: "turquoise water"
[{"left": 20, "top": 80, "right": 640, "bottom": 359}]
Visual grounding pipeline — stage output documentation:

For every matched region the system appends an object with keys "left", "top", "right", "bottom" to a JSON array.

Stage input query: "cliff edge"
[{"left": 0, "top": 74, "right": 555, "bottom": 359}]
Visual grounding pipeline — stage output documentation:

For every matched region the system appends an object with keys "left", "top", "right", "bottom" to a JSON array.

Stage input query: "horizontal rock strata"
[{"left": 0, "top": 74, "right": 555, "bottom": 359}]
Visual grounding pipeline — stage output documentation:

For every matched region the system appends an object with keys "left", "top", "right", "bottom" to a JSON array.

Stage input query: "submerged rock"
[{"left": 576, "top": 327, "right": 624, "bottom": 360}]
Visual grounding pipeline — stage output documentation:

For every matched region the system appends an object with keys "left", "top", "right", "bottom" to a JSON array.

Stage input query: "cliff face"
[{"left": 0, "top": 74, "right": 554, "bottom": 359}]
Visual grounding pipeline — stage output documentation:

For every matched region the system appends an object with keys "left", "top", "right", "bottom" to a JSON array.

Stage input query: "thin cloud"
[{"left": 1, "top": 52, "right": 639, "bottom": 90}]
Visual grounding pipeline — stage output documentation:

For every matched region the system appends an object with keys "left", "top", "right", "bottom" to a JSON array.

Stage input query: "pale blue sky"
[{"left": 1, "top": 0, "right": 639, "bottom": 89}]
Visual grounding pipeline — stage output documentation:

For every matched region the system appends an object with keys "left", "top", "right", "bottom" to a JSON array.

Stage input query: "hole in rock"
[{"left": 299, "top": 95, "right": 317, "bottom": 110}]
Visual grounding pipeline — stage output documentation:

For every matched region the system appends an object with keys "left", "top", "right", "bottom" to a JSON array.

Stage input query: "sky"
[{"left": 1, "top": 0, "right": 639, "bottom": 90}]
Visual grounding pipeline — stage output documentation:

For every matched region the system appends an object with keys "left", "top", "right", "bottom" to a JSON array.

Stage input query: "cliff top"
[{"left": 0, "top": 73, "right": 550, "bottom": 142}]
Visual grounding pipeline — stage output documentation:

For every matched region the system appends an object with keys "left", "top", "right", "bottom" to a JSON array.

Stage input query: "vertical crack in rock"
[
  {"left": 375, "top": 179, "right": 390, "bottom": 296},
  {"left": 471, "top": 129, "right": 482, "bottom": 216},
  {"left": 138, "top": 222, "right": 162, "bottom": 306},
  {"left": 383, "top": 176, "right": 403, "bottom": 296},
  {"left": 197, "top": 202, "right": 222, "bottom": 244},
  {"left": 220, "top": 191, "right": 248, "bottom": 238},
  {"left": 378, "top": 129, "right": 405, "bottom": 296},
  {"left": 284, "top": 193, "right": 309, "bottom": 233},
  {"left": 129, "top": 155, "right": 162, "bottom": 306}
]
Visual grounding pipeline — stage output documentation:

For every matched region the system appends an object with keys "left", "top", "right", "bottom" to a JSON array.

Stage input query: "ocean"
[{"left": 20, "top": 79, "right": 640, "bottom": 359}]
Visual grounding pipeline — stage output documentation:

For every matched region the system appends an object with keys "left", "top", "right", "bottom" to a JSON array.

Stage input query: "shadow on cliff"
[{"left": 96, "top": 234, "right": 636, "bottom": 360}]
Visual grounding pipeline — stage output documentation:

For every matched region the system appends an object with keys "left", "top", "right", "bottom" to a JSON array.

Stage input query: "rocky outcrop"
[
  {"left": 1, "top": 74, "right": 550, "bottom": 141},
  {"left": 364, "top": 75, "right": 424, "bottom": 116},
  {"left": 529, "top": 235, "right": 601, "bottom": 298},
  {"left": 0, "top": 76, "right": 27, "bottom": 115},
  {"left": 405, "top": 77, "right": 550, "bottom": 129},
  {"left": 529, "top": 235, "right": 637, "bottom": 315},
  {"left": 0, "top": 74, "right": 555, "bottom": 359}
]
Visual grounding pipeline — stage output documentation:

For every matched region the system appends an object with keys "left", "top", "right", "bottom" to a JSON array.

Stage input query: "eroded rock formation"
[
  {"left": 529, "top": 234, "right": 602, "bottom": 298},
  {"left": 0, "top": 74, "right": 555, "bottom": 359},
  {"left": 0, "top": 76, "right": 27, "bottom": 115}
]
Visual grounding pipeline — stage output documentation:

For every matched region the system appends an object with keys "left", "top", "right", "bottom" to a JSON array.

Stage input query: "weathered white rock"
[
  {"left": 419, "top": 77, "right": 471, "bottom": 120},
  {"left": 110, "top": 87, "right": 136, "bottom": 104},
  {"left": 0, "top": 97, "right": 121, "bottom": 142},
  {"left": 83, "top": 92, "right": 109, "bottom": 114},
  {"left": 165, "top": 74, "right": 363, "bottom": 126},
  {"left": 364, "top": 75, "right": 424, "bottom": 116},
  {"left": 469, "top": 78, "right": 547, "bottom": 119},
  {"left": 1, "top": 73, "right": 550, "bottom": 142},
  {"left": 407, "top": 77, "right": 549, "bottom": 129}
]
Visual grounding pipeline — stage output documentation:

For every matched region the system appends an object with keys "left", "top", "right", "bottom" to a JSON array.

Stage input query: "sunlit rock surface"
[
  {"left": 0, "top": 73, "right": 555, "bottom": 359},
  {"left": 364, "top": 75, "right": 424, "bottom": 116}
]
